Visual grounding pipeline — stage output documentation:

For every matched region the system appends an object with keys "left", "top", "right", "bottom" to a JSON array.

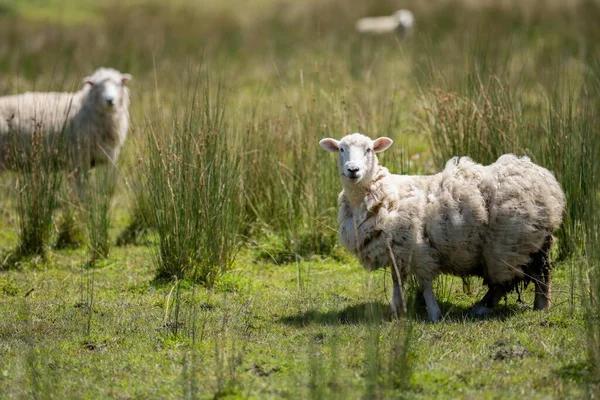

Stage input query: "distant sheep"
[
  {"left": 355, "top": 9, "right": 414, "bottom": 37},
  {"left": 0, "top": 67, "right": 132, "bottom": 178},
  {"left": 320, "top": 133, "right": 565, "bottom": 322}
]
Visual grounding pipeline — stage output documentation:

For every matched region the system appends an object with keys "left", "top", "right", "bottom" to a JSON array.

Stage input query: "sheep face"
[
  {"left": 320, "top": 133, "right": 393, "bottom": 186},
  {"left": 393, "top": 10, "right": 414, "bottom": 28},
  {"left": 83, "top": 68, "right": 132, "bottom": 110}
]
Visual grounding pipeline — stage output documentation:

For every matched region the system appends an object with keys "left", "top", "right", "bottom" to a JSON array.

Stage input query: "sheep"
[
  {"left": 319, "top": 133, "right": 565, "bottom": 322},
  {"left": 355, "top": 9, "right": 414, "bottom": 37},
  {"left": 0, "top": 67, "right": 132, "bottom": 182}
]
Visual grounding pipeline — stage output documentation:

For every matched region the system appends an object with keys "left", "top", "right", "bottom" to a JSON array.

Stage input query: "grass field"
[
  {"left": 0, "top": 0, "right": 599, "bottom": 398},
  {"left": 0, "top": 240, "right": 590, "bottom": 398}
]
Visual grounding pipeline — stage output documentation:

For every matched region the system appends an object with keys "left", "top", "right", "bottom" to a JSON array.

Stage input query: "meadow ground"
[
  {"left": 0, "top": 222, "right": 590, "bottom": 399},
  {"left": 0, "top": 0, "right": 599, "bottom": 398}
]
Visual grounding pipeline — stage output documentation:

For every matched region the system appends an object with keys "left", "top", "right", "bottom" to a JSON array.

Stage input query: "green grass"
[
  {"left": 0, "top": 239, "right": 588, "bottom": 398},
  {"left": 7, "top": 130, "right": 67, "bottom": 261},
  {"left": 82, "top": 167, "right": 117, "bottom": 265},
  {"left": 0, "top": 0, "right": 100, "bottom": 24},
  {"left": 139, "top": 78, "right": 244, "bottom": 284},
  {"left": 1, "top": 0, "right": 599, "bottom": 397},
  {"left": 0, "top": 0, "right": 292, "bottom": 24}
]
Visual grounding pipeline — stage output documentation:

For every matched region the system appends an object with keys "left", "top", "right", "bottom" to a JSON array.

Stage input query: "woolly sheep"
[
  {"left": 0, "top": 67, "right": 132, "bottom": 180},
  {"left": 355, "top": 9, "right": 414, "bottom": 37},
  {"left": 320, "top": 133, "right": 565, "bottom": 322}
]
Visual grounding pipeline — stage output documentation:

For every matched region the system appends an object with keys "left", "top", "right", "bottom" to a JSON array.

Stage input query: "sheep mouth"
[{"left": 345, "top": 173, "right": 362, "bottom": 181}]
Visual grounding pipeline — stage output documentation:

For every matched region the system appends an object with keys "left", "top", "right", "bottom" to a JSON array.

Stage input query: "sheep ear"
[
  {"left": 373, "top": 137, "right": 393, "bottom": 153},
  {"left": 83, "top": 76, "right": 95, "bottom": 86},
  {"left": 319, "top": 138, "right": 340, "bottom": 153},
  {"left": 121, "top": 73, "right": 132, "bottom": 84}
]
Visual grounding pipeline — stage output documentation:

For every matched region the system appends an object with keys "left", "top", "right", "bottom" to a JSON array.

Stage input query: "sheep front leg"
[
  {"left": 390, "top": 266, "right": 404, "bottom": 318},
  {"left": 386, "top": 238, "right": 406, "bottom": 318},
  {"left": 420, "top": 279, "right": 442, "bottom": 322},
  {"left": 75, "top": 166, "right": 87, "bottom": 200}
]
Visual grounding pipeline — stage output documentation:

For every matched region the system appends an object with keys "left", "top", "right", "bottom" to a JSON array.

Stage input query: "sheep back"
[
  {"left": 0, "top": 84, "right": 129, "bottom": 170},
  {"left": 424, "top": 156, "right": 489, "bottom": 276},
  {"left": 482, "top": 154, "right": 565, "bottom": 283},
  {"left": 336, "top": 153, "right": 564, "bottom": 289},
  {"left": 0, "top": 91, "right": 82, "bottom": 168}
]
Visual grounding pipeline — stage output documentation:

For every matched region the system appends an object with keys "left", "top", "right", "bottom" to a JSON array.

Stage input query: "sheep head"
[
  {"left": 83, "top": 68, "right": 132, "bottom": 110},
  {"left": 393, "top": 9, "right": 414, "bottom": 28},
  {"left": 320, "top": 133, "right": 393, "bottom": 187}
]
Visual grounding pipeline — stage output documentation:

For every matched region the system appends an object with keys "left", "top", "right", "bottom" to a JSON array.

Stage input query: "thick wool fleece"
[
  {"left": 337, "top": 153, "right": 565, "bottom": 287},
  {"left": 480, "top": 154, "right": 565, "bottom": 283},
  {"left": 0, "top": 68, "right": 130, "bottom": 170}
]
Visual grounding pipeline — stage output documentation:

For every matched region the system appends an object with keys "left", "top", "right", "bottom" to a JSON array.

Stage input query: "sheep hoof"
[
  {"left": 533, "top": 296, "right": 549, "bottom": 310},
  {"left": 428, "top": 309, "right": 442, "bottom": 323},
  {"left": 471, "top": 304, "right": 493, "bottom": 318},
  {"left": 388, "top": 304, "right": 406, "bottom": 320}
]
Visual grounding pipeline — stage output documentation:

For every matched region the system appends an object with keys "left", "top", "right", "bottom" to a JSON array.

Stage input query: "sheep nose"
[
  {"left": 346, "top": 166, "right": 360, "bottom": 179},
  {"left": 105, "top": 98, "right": 114, "bottom": 106}
]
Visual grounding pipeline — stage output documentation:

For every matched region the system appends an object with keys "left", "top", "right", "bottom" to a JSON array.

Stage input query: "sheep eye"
[
  {"left": 340, "top": 148, "right": 344, "bottom": 153},
  {"left": 366, "top": 148, "right": 372, "bottom": 154}
]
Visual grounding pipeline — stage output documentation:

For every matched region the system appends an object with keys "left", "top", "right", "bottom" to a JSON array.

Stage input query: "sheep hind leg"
[
  {"left": 420, "top": 280, "right": 442, "bottom": 322},
  {"left": 472, "top": 284, "right": 508, "bottom": 317},
  {"left": 389, "top": 268, "right": 404, "bottom": 319},
  {"left": 533, "top": 236, "right": 553, "bottom": 310}
]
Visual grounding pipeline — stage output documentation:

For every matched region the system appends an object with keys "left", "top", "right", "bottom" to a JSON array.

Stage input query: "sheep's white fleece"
[
  {"left": 338, "top": 146, "right": 565, "bottom": 289},
  {"left": 0, "top": 68, "right": 130, "bottom": 170},
  {"left": 355, "top": 10, "right": 414, "bottom": 36}
]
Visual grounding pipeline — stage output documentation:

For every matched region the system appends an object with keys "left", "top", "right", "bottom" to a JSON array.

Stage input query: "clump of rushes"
[
  {"left": 142, "top": 78, "right": 244, "bottom": 285},
  {"left": 116, "top": 187, "right": 152, "bottom": 246},
  {"left": 54, "top": 178, "right": 86, "bottom": 250},
  {"left": 534, "top": 82, "right": 600, "bottom": 261},
  {"left": 10, "top": 124, "right": 65, "bottom": 261},
  {"left": 420, "top": 77, "right": 522, "bottom": 167},
  {"left": 117, "top": 131, "right": 154, "bottom": 247},
  {"left": 242, "top": 81, "right": 406, "bottom": 262},
  {"left": 584, "top": 217, "right": 600, "bottom": 396},
  {"left": 54, "top": 208, "right": 85, "bottom": 250},
  {"left": 82, "top": 166, "right": 116, "bottom": 265},
  {"left": 573, "top": 75, "right": 600, "bottom": 394}
]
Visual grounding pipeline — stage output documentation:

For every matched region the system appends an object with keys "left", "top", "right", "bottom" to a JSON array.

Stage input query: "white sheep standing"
[
  {"left": 355, "top": 9, "right": 414, "bottom": 37},
  {"left": 0, "top": 67, "right": 132, "bottom": 181},
  {"left": 320, "top": 133, "right": 565, "bottom": 322}
]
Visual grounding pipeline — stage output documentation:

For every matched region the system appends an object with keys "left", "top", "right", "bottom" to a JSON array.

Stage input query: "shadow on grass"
[
  {"left": 148, "top": 276, "right": 195, "bottom": 290},
  {"left": 116, "top": 221, "right": 153, "bottom": 247},
  {"left": 280, "top": 299, "right": 524, "bottom": 326},
  {"left": 280, "top": 301, "right": 390, "bottom": 326},
  {"left": 552, "top": 360, "right": 596, "bottom": 389},
  {"left": 438, "top": 300, "right": 525, "bottom": 323},
  {"left": 0, "top": 248, "right": 45, "bottom": 271}
]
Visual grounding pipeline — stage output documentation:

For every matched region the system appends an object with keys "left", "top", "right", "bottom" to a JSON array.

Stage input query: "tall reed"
[
  {"left": 82, "top": 166, "right": 116, "bottom": 265},
  {"left": 9, "top": 127, "right": 66, "bottom": 259},
  {"left": 242, "top": 77, "right": 408, "bottom": 260},
  {"left": 141, "top": 76, "right": 244, "bottom": 284},
  {"left": 577, "top": 66, "right": 600, "bottom": 396}
]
